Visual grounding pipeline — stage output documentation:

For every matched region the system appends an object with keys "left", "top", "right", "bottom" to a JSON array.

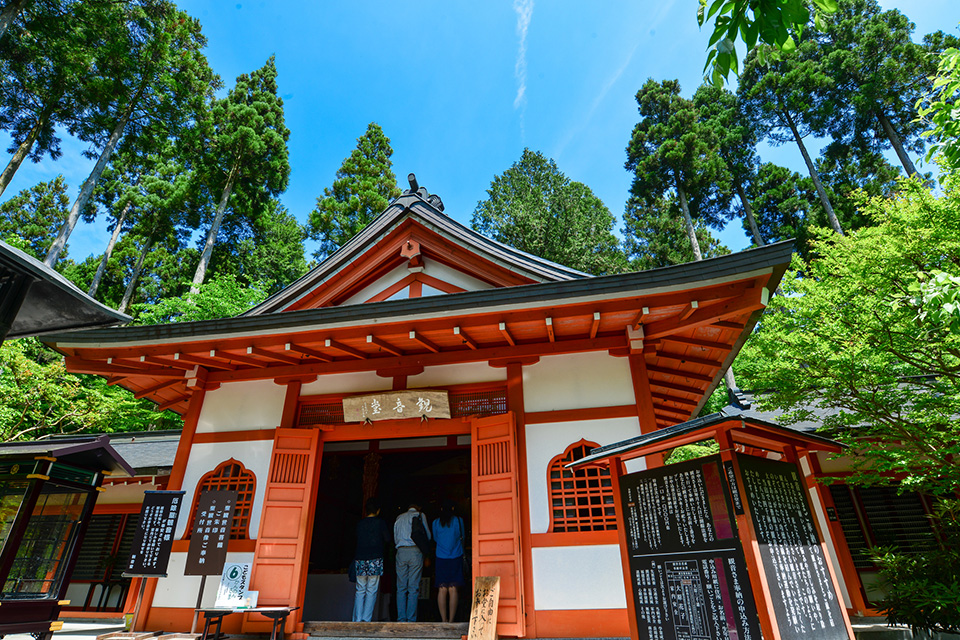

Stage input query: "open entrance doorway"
[{"left": 303, "top": 435, "right": 471, "bottom": 623}]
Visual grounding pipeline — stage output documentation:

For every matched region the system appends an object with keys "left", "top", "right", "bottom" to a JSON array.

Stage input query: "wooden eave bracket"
[
  {"left": 454, "top": 326, "right": 478, "bottom": 350},
  {"left": 626, "top": 324, "right": 644, "bottom": 353},
  {"left": 499, "top": 322, "right": 516, "bottom": 346},
  {"left": 326, "top": 338, "right": 367, "bottom": 359},
  {"left": 401, "top": 238, "right": 424, "bottom": 269},
  {"left": 287, "top": 342, "right": 332, "bottom": 363},
  {"left": 249, "top": 345, "right": 300, "bottom": 365},
  {"left": 368, "top": 334, "right": 404, "bottom": 357},
  {"left": 410, "top": 330, "right": 440, "bottom": 353}
]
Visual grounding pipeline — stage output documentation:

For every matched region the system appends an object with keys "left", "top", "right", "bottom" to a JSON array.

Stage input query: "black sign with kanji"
[
  {"left": 184, "top": 489, "right": 237, "bottom": 576},
  {"left": 618, "top": 456, "right": 761, "bottom": 640},
  {"left": 738, "top": 456, "right": 848, "bottom": 640},
  {"left": 124, "top": 490, "right": 185, "bottom": 576}
]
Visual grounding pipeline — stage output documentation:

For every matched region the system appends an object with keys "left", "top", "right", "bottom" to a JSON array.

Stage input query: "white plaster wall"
[
  {"left": 523, "top": 352, "right": 635, "bottom": 413},
  {"left": 341, "top": 264, "right": 409, "bottom": 306},
  {"left": 408, "top": 362, "right": 506, "bottom": 388},
  {"left": 152, "top": 552, "right": 255, "bottom": 608},
  {"left": 196, "top": 380, "right": 286, "bottom": 433},
  {"left": 421, "top": 258, "right": 494, "bottom": 292},
  {"left": 532, "top": 545, "right": 626, "bottom": 610},
  {"left": 526, "top": 417, "right": 642, "bottom": 534},
  {"left": 176, "top": 441, "right": 273, "bottom": 539},
  {"left": 301, "top": 371, "right": 391, "bottom": 396}
]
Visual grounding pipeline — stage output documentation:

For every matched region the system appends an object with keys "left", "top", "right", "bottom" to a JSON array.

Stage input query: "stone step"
[
  {"left": 96, "top": 632, "right": 162, "bottom": 640},
  {"left": 304, "top": 622, "right": 467, "bottom": 639}
]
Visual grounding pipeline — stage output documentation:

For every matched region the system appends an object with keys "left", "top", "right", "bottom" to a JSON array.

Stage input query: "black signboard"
[
  {"left": 184, "top": 489, "right": 237, "bottom": 575},
  {"left": 619, "top": 456, "right": 761, "bottom": 640},
  {"left": 124, "top": 490, "right": 185, "bottom": 576},
  {"left": 738, "top": 456, "right": 848, "bottom": 640}
]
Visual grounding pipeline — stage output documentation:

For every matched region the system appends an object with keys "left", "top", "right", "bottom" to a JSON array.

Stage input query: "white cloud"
[{"left": 513, "top": 0, "right": 534, "bottom": 111}]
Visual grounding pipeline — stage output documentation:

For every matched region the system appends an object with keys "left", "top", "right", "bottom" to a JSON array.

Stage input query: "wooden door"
[
  {"left": 471, "top": 412, "right": 525, "bottom": 637},
  {"left": 244, "top": 428, "right": 322, "bottom": 633}
]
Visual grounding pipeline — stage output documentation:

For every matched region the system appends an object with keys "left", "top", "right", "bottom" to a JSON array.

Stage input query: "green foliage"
[
  {"left": 625, "top": 78, "right": 730, "bottom": 261},
  {"left": 816, "top": 0, "right": 952, "bottom": 175},
  {"left": 737, "top": 175, "right": 960, "bottom": 495},
  {"left": 210, "top": 199, "right": 307, "bottom": 295},
  {"left": 748, "top": 162, "right": 818, "bottom": 249},
  {"left": 918, "top": 47, "right": 960, "bottom": 171},
  {"left": 0, "top": 176, "right": 70, "bottom": 259},
  {"left": 0, "top": 0, "right": 122, "bottom": 187},
  {"left": 307, "top": 122, "right": 400, "bottom": 260},
  {"left": 623, "top": 197, "right": 729, "bottom": 269},
  {"left": 910, "top": 270, "right": 960, "bottom": 336},
  {"left": 191, "top": 56, "right": 290, "bottom": 289},
  {"left": 0, "top": 338, "right": 179, "bottom": 443},
  {"left": 698, "top": 0, "right": 837, "bottom": 85},
  {"left": 665, "top": 440, "right": 720, "bottom": 465},
  {"left": 133, "top": 273, "right": 269, "bottom": 325},
  {"left": 472, "top": 149, "right": 626, "bottom": 275},
  {"left": 872, "top": 499, "right": 960, "bottom": 635}
]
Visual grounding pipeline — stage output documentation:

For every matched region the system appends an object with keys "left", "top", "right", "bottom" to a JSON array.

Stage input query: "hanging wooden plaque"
[{"left": 342, "top": 390, "right": 450, "bottom": 422}]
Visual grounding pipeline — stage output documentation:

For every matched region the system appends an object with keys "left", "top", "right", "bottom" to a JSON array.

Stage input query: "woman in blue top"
[{"left": 431, "top": 498, "right": 465, "bottom": 622}]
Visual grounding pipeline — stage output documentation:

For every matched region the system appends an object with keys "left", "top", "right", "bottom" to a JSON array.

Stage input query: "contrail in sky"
[{"left": 513, "top": 0, "right": 534, "bottom": 114}]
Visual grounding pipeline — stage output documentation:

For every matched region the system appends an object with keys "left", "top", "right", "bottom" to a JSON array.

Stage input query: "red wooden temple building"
[{"left": 42, "top": 179, "right": 800, "bottom": 637}]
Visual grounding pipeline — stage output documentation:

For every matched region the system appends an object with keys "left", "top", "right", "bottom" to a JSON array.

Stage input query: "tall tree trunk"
[
  {"left": 88, "top": 199, "right": 132, "bottom": 297},
  {"left": 675, "top": 178, "right": 703, "bottom": 261},
  {"left": 118, "top": 234, "right": 153, "bottom": 314},
  {"left": 0, "top": 102, "right": 54, "bottom": 197},
  {"left": 735, "top": 182, "right": 765, "bottom": 246},
  {"left": 45, "top": 81, "right": 146, "bottom": 267},
  {"left": 877, "top": 111, "right": 919, "bottom": 178},
  {"left": 781, "top": 106, "right": 844, "bottom": 236},
  {"left": 678, "top": 176, "right": 742, "bottom": 397},
  {"left": 0, "top": 0, "right": 29, "bottom": 40},
  {"left": 191, "top": 160, "right": 239, "bottom": 294}
]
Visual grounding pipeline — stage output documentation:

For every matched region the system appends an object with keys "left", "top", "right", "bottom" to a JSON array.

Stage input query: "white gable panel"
[
  {"left": 197, "top": 379, "right": 285, "bottom": 433},
  {"left": 341, "top": 263, "right": 410, "bottom": 306},
  {"left": 422, "top": 257, "right": 495, "bottom": 292},
  {"left": 523, "top": 352, "right": 635, "bottom": 412},
  {"left": 300, "top": 370, "right": 392, "bottom": 396}
]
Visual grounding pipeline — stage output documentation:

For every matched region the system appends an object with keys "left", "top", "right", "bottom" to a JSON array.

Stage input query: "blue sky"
[{"left": 3, "top": 0, "right": 959, "bottom": 263}]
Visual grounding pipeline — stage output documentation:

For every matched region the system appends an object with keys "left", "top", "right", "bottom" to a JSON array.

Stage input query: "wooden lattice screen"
[
  {"left": 549, "top": 440, "right": 617, "bottom": 533},
  {"left": 187, "top": 460, "right": 256, "bottom": 539}
]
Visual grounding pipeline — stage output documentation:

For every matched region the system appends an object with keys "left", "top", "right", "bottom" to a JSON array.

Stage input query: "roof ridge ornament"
[{"left": 404, "top": 173, "right": 445, "bottom": 212}]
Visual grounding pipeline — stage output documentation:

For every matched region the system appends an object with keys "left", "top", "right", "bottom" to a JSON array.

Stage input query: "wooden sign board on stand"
[{"left": 467, "top": 576, "right": 500, "bottom": 640}]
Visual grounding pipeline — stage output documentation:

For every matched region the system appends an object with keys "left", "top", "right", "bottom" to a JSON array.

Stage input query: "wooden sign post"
[
  {"left": 184, "top": 489, "right": 237, "bottom": 632},
  {"left": 467, "top": 576, "right": 500, "bottom": 640}
]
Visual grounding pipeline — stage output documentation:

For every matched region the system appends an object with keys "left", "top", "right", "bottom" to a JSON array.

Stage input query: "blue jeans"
[
  {"left": 395, "top": 546, "right": 423, "bottom": 622},
  {"left": 352, "top": 574, "right": 380, "bottom": 622}
]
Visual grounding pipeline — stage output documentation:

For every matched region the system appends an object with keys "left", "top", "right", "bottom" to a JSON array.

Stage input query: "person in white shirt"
[{"left": 393, "top": 503, "right": 431, "bottom": 622}]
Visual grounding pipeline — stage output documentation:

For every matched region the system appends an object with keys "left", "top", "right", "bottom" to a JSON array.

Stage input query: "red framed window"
[
  {"left": 548, "top": 440, "right": 617, "bottom": 533},
  {"left": 187, "top": 460, "right": 256, "bottom": 540}
]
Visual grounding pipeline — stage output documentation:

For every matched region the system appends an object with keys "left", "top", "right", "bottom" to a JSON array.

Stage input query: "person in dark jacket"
[{"left": 352, "top": 497, "right": 391, "bottom": 622}]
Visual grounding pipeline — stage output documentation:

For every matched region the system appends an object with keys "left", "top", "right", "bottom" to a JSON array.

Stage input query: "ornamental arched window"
[
  {"left": 187, "top": 460, "right": 256, "bottom": 540},
  {"left": 548, "top": 440, "right": 616, "bottom": 533}
]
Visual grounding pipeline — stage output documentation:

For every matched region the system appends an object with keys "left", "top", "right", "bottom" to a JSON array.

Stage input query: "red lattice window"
[
  {"left": 186, "top": 460, "right": 256, "bottom": 540},
  {"left": 548, "top": 440, "right": 616, "bottom": 533}
]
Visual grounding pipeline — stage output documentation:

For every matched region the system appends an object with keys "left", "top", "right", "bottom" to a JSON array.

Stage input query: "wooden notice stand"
[
  {"left": 568, "top": 414, "right": 856, "bottom": 640},
  {"left": 467, "top": 577, "right": 500, "bottom": 640}
]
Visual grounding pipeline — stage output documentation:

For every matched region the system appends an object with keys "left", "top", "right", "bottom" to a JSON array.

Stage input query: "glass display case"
[{"left": 0, "top": 445, "right": 125, "bottom": 640}]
